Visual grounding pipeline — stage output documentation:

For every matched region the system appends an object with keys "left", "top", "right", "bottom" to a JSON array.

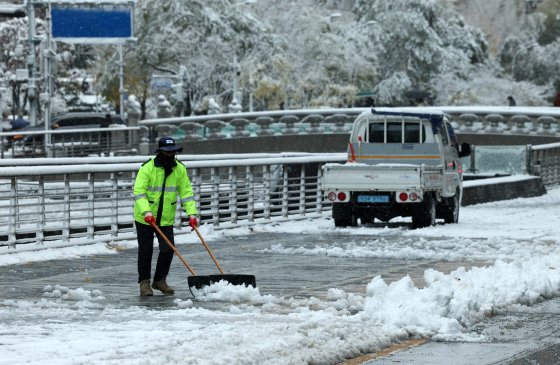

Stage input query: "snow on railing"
[
  {"left": 0, "top": 152, "right": 341, "bottom": 167},
  {"left": 0, "top": 153, "right": 346, "bottom": 252}
]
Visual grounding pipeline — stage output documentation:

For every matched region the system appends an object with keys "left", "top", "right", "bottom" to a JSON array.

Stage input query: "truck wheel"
[
  {"left": 333, "top": 203, "right": 357, "bottom": 227},
  {"left": 412, "top": 194, "right": 436, "bottom": 229},
  {"left": 442, "top": 192, "right": 460, "bottom": 224}
]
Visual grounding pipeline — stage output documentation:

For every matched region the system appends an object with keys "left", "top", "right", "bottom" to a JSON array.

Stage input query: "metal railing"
[
  {"left": 139, "top": 106, "right": 560, "bottom": 142},
  {"left": 1, "top": 144, "right": 559, "bottom": 252},
  {"left": 0, "top": 154, "right": 345, "bottom": 251},
  {"left": 0, "top": 126, "right": 140, "bottom": 158},
  {"left": 3, "top": 107, "right": 559, "bottom": 159},
  {"left": 528, "top": 142, "right": 560, "bottom": 187}
]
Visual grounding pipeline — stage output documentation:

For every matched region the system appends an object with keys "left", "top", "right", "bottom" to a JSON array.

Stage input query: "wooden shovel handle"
[
  {"left": 149, "top": 221, "right": 197, "bottom": 276},
  {"left": 192, "top": 226, "right": 225, "bottom": 275}
]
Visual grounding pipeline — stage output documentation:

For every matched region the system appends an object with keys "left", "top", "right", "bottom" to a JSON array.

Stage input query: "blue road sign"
[{"left": 52, "top": 7, "right": 133, "bottom": 42}]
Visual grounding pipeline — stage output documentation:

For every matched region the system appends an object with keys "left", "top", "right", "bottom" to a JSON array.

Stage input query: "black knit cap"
[{"left": 156, "top": 136, "right": 183, "bottom": 153}]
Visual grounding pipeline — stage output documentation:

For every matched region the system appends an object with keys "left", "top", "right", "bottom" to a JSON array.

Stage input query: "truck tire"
[
  {"left": 412, "top": 194, "right": 436, "bottom": 229},
  {"left": 333, "top": 203, "right": 357, "bottom": 227},
  {"left": 441, "top": 191, "right": 460, "bottom": 224}
]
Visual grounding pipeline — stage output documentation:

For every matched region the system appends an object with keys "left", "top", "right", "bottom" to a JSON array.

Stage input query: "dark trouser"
[{"left": 136, "top": 221, "right": 175, "bottom": 283}]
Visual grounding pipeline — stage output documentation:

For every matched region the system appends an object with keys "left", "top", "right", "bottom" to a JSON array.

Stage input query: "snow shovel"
[
  {"left": 148, "top": 221, "right": 256, "bottom": 293},
  {"left": 188, "top": 225, "right": 256, "bottom": 290}
]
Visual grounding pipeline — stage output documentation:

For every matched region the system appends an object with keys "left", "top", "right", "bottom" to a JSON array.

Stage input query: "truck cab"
[
  {"left": 323, "top": 109, "right": 471, "bottom": 228},
  {"left": 348, "top": 110, "right": 469, "bottom": 194}
]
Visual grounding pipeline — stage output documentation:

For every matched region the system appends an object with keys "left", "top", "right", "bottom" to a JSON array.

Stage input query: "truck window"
[
  {"left": 445, "top": 122, "right": 459, "bottom": 147},
  {"left": 404, "top": 123, "right": 423, "bottom": 143},
  {"left": 368, "top": 123, "right": 384, "bottom": 142},
  {"left": 386, "top": 122, "right": 402, "bottom": 143}
]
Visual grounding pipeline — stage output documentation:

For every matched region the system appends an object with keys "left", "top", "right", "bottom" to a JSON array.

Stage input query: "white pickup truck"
[{"left": 322, "top": 109, "right": 471, "bottom": 228}]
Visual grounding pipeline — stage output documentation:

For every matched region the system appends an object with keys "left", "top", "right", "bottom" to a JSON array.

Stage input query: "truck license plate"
[{"left": 357, "top": 195, "right": 389, "bottom": 203}]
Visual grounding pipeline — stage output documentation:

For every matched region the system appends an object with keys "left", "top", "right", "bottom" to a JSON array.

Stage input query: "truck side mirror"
[{"left": 458, "top": 142, "right": 471, "bottom": 158}]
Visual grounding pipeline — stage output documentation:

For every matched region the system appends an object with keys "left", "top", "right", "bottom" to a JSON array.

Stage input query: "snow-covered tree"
[
  {"left": 0, "top": 18, "right": 26, "bottom": 117},
  {"left": 246, "top": 0, "right": 380, "bottom": 109},
  {"left": 2, "top": 0, "right": 558, "bottom": 117},
  {"left": 94, "top": 0, "right": 274, "bottom": 117},
  {"left": 497, "top": 0, "right": 560, "bottom": 96},
  {"left": 0, "top": 10, "right": 100, "bottom": 119},
  {"left": 353, "top": 0, "right": 489, "bottom": 105},
  {"left": 443, "top": 0, "right": 522, "bottom": 55}
]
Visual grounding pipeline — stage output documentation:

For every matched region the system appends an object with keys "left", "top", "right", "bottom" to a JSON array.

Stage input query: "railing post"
[
  {"left": 9, "top": 177, "right": 16, "bottom": 248},
  {"left": 191, "top": 168, "right": 201, "bottom": 222},
  {"left": 111, "top": 172, "right": 118, "bottom": 237},
  {"left": 228, "top": 166, "right": 238, "bottom": 223},
  {"left": 526, "top": 145, "right": 533, "bottom": 175},
  {"left": 63, "top": 175, "right": 70, "bottom": 241},
  {"left": 282, "top": 166, "right": 289, "bottom": 217},
  {"left": 37, "top": 176, "right": 44, "bottom": 245},
  {"left": 246, "top": 166, "right": 254, "bottom": 222},
  {"left": 469, "top": 145, "right": 477, "bottom": 173},
  {"left": 299, "top": 164, "right": 306, "bottom": 215},
  {"left": 316, "top": 165, "right": 323, "bottom": 214},
  {"left": 211, "top": 167, "right": 220, "bottom": 226},
  {"left": 86, "top": 173, "right": 94, "bottom": 239},
  {"left": 263, "top": 165, "right": 271, "bottom": 219}
]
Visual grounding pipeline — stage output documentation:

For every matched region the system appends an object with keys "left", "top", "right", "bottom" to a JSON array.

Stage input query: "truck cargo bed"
[{"left": 322, "top": 163, "right": 443, "bottom": 191}]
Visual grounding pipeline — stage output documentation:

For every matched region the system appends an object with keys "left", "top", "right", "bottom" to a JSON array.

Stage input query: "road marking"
[{"left": 337, "top": 338, "right": 427, "bottom": 365}]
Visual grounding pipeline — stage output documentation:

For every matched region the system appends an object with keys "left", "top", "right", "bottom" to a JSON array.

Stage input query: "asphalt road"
[{"left": 2, "top": 231, "right": 559, "bottom": 364}]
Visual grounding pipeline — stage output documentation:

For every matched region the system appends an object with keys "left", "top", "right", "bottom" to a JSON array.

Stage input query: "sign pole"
[
  {"left": 26, "top": 0, "right": 38, "bottom": 126},
  {"left": 0, "top": 87, "right": 5, "bottom": 159},
  {"left": 44, "top": 0, "right": 53, "bottom": 155},
  {"left": 119, "top": 43, "right": 125, "bottom": 116}
]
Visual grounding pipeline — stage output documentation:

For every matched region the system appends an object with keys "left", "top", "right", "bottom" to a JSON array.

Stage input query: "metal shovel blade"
[
  {"left": 187, "top": 276, "right": 211, "bottom": 290},
  {"left": 187, "top": 274, "right": 256, "bottom": 290}
]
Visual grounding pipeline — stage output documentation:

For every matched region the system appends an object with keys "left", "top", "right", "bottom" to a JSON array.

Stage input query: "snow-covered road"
[{"left": 1, "top": 188, "right": 560, "bottom": 365}]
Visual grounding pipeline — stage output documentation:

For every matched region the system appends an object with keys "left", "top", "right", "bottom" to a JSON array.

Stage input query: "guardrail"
[
  {"left": 0, "top": 154, "right": 345, "bottom": 251},
  {"left": 1, "top": 144, "right": 559, "bottom": 253},
  {"left": 139, "top": 106, "right": 560, "bottom": 142},
  {"left": 0, "top": 126, "right": 140, "bottom": 159},
  {"left": 3, "top": 107, "right": 560, "bottom": 159},
  {"left": 528, "top": 142, "right": 560, "bottom": 187}
]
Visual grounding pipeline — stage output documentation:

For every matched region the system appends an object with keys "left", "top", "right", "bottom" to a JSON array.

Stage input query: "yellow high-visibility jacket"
[{"left": 133, "top": 157, "right": 197, "bottom": 226}]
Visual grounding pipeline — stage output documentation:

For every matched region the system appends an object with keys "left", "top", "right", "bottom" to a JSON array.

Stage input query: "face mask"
[
  {"left": 156, "top": 153, "right": 176, "bottom": 175},
  {"left": 159, "top": 153, "right": 175, "bottom": 164}
]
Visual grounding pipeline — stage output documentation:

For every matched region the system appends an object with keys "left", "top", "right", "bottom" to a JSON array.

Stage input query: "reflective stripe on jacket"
[{"left": 133, "top": 157, "right": 197, "bottom": 226}]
